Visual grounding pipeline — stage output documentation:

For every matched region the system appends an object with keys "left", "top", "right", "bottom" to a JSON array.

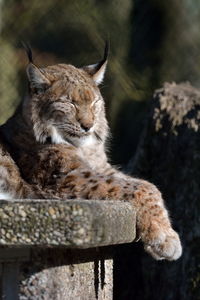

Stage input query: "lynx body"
[{"left": 0, "top": 45, "right": 182, "bottom": 260}]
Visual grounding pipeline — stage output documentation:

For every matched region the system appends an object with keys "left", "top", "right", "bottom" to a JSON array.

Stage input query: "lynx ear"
[
  {"left": 83, "top": 41, "right": 109, "bottom": 85},
  {"left": 26, "top": 64, "right": 50, "bottom": 91}
]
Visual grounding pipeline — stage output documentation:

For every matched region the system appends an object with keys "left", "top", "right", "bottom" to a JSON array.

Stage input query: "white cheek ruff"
[
  {"left": 79, "top": 135, "right": 96, "bottom": 147},
  {"left": 50, "top": 126, "right": 69, "bottom": 145},
  {"left": 48, "top": 126, "right": 96, "bottom": 147}
]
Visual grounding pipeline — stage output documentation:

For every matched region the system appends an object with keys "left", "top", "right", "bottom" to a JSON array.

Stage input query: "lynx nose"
[{"left": 80, "top": 123, "right": 92, "bottom": 132}]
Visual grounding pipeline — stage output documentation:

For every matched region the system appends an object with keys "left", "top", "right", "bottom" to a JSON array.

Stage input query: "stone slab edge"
[{"left": 0, "top": 199, "right": 136, "bottom": 248}]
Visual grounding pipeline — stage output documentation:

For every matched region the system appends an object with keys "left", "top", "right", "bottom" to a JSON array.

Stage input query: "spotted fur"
[{"left": 0, "top": 47, "right": 182, "bottom": 260}]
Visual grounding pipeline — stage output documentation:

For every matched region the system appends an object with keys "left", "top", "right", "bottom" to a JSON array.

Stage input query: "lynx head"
[{"left": 24, "top": 43, "right": 109, "bottom": 147}]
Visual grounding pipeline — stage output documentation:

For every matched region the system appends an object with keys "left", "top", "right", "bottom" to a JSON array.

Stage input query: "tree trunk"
[{"left": 114, "top": 82, "right": 200, "bottom": 300}]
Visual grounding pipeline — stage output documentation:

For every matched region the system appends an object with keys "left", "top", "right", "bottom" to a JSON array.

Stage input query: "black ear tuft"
[
  {"left": 95, "top": 40, "right": 109, "bottom": 72},
  {"left": 81, "top": 40, "right": 110, "bottom": 85},
  {"left": 21, "top": 41, "right": 33, "bottom": 63},
  {"left": 103, "top": 40, "right": 109, "bottom": 63}
]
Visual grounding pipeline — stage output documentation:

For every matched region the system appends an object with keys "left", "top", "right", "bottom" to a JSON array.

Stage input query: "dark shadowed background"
[
  {"left": 1, "top": 1, "right": 200, "bottom": 300},
  {"left": 1, "top": 0, "right": 200, "bottom": 167}
]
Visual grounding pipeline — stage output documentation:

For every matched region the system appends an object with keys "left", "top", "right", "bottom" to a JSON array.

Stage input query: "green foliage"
[{"left": 0, "top": 40, "right": 20, "bottom": 123}]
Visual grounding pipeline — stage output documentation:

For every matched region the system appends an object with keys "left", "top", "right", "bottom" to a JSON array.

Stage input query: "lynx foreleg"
[
  {"left": 52, "top": 166, "right": 182, "bottom": 260},
  {"left": 132, "top": 180, "right": 182, "bottom": 260},
  {"left": 97, "top": 163, "right": 182, "bottom": 260}
]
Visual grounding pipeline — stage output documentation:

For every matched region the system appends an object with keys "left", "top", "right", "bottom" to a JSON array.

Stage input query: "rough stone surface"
[
  {"left": 0, "top": 199, "right": 136, "bottom": 248},
  {"left": 0, "top": 247, "right": 114, "bottom": 300},
  {"left": 153, "top": 82, "right": 200, "bottom": 133},
  {"left": 19, "top": 248, "right": 113, "bottom": 300}
]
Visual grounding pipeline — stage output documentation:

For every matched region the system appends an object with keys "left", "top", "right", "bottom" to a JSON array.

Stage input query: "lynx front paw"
[{"left": 143, "top": 227, "right": 182, "bottom": 261}]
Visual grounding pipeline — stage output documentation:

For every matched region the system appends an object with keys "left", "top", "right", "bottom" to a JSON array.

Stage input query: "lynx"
[{"left": 0, "top": 44, "right": 182, "bottom": 260}]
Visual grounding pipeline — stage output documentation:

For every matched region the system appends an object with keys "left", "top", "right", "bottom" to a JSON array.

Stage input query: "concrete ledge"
[{"left": 0, "top": 199, "right": 136, "bottom": 248}]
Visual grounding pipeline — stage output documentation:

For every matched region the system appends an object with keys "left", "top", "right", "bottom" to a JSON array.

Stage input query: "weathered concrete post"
[
  {"left": 0, "top": 199, "right": 136, "bottom": 300},
  {"left": 114, "top": 82, "right": 200, "bottom": 300}
]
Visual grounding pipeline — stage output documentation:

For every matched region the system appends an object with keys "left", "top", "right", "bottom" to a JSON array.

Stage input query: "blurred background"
[{"left": 1, "top": 0, "right": 200, "bottom": 166}]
